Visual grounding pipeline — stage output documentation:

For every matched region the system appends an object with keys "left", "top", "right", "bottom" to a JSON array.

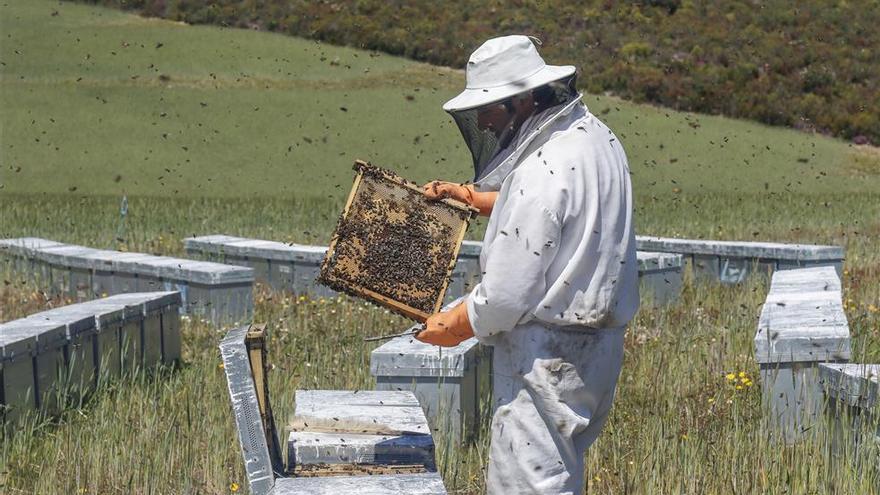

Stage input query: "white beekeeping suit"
[{"left": 419, "top": 35, "right": 639, "bottom": 494}]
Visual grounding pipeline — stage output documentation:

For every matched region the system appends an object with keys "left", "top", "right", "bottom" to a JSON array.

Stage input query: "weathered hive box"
[
  {"left": 34, "top": 244, "right": 101, "bottom": 299},
  {"left": 0, "top": 328, "right": 38, "bottom": 424},
  {"left": 819, "top": 363, "right": 880, "bottom": 452},
  {"left": 127, "top": 256, "right": 253, "bottom": 326},
  {"left": 86, "top": 252, "right": 155, "bottom": 297},
  {"left": 0, "top": 237, "right": 64, "bottom": 284},
  {"left": 0, "top": 238, "right": 254, "bottom": 327},
  {"left": 636, "top": 252, "right": 683, "bottom": 306},
  {"left": 220, "top": 325, "right": 447, "bottom": 495},
  {"left": 26, "top": 306, "right": 100, "bottom": 398},
  {"left": 636, "top": 235, "right": 844, "bottom": 284},
  {"left": 183, "top": 235, "right": 334, "bottom": 297},
  {"left": 271, "top": 472, "right": 447, "bottom": 494},
  {"left": 288, "top": 390, "right": 435, "bottom": 470},
  {"left": 102, "top": 292, "right": 182, "bottom": 365},
  {"left": 755, "top": 266, "right": 850, "bottom": 443},
  {"left": 371, "top": 332, "right": 490, "bottom": 444},
  {"left": 0, "top": 320, "right": 68, "bottom": 416}
]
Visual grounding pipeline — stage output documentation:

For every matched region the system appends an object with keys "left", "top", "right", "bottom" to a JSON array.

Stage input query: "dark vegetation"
[{"left": 75, "top": 0, "right": 880, "bottom": 145}]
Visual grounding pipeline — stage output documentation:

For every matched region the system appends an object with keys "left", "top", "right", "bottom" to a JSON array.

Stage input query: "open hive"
[{"left": 318, "top": 161, "right": 478, "bottom": 322}]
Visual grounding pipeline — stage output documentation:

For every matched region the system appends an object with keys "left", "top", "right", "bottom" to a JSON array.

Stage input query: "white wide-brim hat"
[{"left": 443, "top": 35, "right": 576, "bottom": 112}]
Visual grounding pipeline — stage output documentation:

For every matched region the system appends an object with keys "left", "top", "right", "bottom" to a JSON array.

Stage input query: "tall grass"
[{"left": 0, "top": 190, "right": 878, "bottom": 494}]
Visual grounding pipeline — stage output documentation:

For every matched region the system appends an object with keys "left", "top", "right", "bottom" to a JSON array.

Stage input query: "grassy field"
[{"left": 1, "top": 0, "right": 880, "bottom": 494}]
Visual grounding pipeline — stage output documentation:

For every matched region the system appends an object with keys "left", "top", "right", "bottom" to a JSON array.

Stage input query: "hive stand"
[
  {"left": 219, "top": 325, "right": 447, "bottom": 495},
  {"left": 755, "top": 266, "right": 850, "bottom": 444}
]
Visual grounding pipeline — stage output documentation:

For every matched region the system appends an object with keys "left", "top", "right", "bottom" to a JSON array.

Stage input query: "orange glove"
[
  {"left": 416, "top": 302, "right": 475, "bottom": 347},
  {"left": 422, "top": 181, "right": 497, "bottom": 217}
]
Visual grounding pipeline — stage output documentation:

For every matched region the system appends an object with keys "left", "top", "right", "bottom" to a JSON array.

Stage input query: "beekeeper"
[{"left": 416, "top": 35, "right": 639, "bottom": 494}]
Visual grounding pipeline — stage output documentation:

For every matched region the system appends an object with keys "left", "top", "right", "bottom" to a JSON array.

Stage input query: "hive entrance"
[{"left": 318, "top": 161, "right": 478, "bottom": 322}]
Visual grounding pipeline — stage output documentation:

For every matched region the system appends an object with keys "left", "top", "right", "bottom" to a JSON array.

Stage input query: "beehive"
[{"left": 319, "top": 161, "right": 478, "bottom": 322}]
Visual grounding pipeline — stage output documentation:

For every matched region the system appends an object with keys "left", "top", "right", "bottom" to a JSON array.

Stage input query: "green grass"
[{"left": 1, "top": 0, "right": 880, "bottom": 494}]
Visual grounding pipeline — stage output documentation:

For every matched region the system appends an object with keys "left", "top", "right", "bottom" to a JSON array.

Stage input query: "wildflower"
[
  {"left": 869, "top": 304, "right": 878, "bottom": 313},
  {"left": 230, "top": 482, "right": 239, "bottom": 492},
  {"left": 725, "top": 373, "right": 736, "bottom": 381},
  {"left": 735, "top": 385, "right": 743, "bottom": 390},
  {"left": 707, "top": 397, "right": 715, "bottom": 404},
  {"left": 738, "top": 371, "right": 746, "bottom": 378},
  {"left": 218, "top": 362, "right": 225, "bottom": 369}
]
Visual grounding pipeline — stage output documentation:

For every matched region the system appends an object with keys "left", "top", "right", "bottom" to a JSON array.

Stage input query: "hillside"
[
  {"left": 72, "top": 0, "right": 880, "bottom": 145},
  {"left": 2, "top": 0, "right": 879, "bottom": 202}
]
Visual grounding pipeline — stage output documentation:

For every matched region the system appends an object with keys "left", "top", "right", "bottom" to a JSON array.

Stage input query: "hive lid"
[
  {"left": 635, "top": 236, "right": 844, "bottom": 261},
  {"left": 85, "top": 251, "right": 155, "bottom": 272},
  {"left": 755, "top": 266, "right": 850, "bottom": 364},
  {"left": 26, "top": 306, "right": 97, "bottom": 338},
  {"left": 183, "top": 234, "right": 246, "bottom": 253},
  {"left": 0, "top": 319, "right": 68, "bottom": 353},
  {"left": 318, "top": 161, "right": 478, "bottom": 322},
  {"left": 294, "top": 390, "right": 431, "bottom": 436},
  {"left": 0, "top": 237, "right": 66, "bottom": 258},
  {"left": 819, "top": 363, "right": 880, "bottom": 409},
  {"left": 35, "top": 245, "right": 102, "bottom": 268},
  {"left": 0, "top": 326, "right": 38, "bottom": 361},
  {"left": 636, "top": 251, "right": 683, "bottom": 272},
  {"left": 69, "top": 299, "right": 126, "bottom": 328},
  {"left": 131, "top": 256, "right": 254, "bottom": 285},
  {"left": 371, "top": 333, "right": 480, "bottom": 378},
  {"left": 101, "top": 291, "right": 182, "bottom": 314}
]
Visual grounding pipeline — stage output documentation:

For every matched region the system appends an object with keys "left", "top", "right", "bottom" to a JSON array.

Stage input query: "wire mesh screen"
[{"left": 318, "top": 161, "right": 478, "bottom": 322}]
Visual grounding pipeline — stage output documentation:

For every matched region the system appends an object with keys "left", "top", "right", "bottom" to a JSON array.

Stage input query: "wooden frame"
[{"left": 319, "top": 160, "right": 478, "bottom": 322}]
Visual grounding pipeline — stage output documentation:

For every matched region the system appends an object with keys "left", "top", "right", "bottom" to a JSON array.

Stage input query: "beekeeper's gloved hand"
[
  {"left": 422, "top": 181, "right": 497, "bottom": 216},
  {"left": 416, "top": 302, "right": 474, "bottom": 347}
]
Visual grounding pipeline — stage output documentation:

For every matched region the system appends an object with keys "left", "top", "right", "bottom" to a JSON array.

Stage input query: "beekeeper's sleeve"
[{"left": 465, "top": 192, "right": 562, "bottom": 338}]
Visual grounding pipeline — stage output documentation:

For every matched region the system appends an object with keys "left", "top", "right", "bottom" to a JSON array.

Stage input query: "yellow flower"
[
  {"left": 707, "top": 397, "right": 715, "bottom": 404},
  {"left": 869, "top": 304, "right": 878, "bottom": 313},
  {"left": 218, "top": 362, "right": 225, "bottom": 369},
  {"left": 230, "top": 482, "right": 239, "bottom": 492},
  {"left": 735, "top": 385, "right": 743, "bottom": 390},
  {"left": 725, "top": 373, "right": 736, "bottom": 381},
  {"left": 738, "top": 371, "right": 747, "bottom": 378}
]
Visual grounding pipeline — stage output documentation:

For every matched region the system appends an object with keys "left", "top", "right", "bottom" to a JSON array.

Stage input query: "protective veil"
[{"left": 464, "top": 101, "right": 639, "bottom": 494}]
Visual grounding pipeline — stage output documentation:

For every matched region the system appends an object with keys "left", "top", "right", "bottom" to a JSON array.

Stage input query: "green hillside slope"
[{"left": 2, "top": 0, "right": 879, "bottom": 200}]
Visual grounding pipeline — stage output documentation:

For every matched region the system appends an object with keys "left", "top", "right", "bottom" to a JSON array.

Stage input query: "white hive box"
[
  {"left": 26, "top": 306, "right": 99, "bottom": 399},
  {"left": 819, "top": 363, "right": 880, "bottom": 454},
  {"left": 636, "top": 236, "right": 845, "bottom": 285},
  {"left": 0, "top": 327, "right": 38, "bottom": 424},
  {"left": 35, "top": 244, "right": 100, "bottom": 299},
  {"left": 0, "top": 320, "right": 68, "bottom": 415},
  {"left": 636, "top": 251, "right": 683, "bottom": 306},
  {"left": 371, "top": 332, "right": 490, "bottom": 444},
  {"left": 127, "top": 256, "right": 253, "bottom": 326},
  {"left": 755, "top": 266, "right": 850, "bottom": 444},
  {"left": 0, "top": 237, "right": 64, "bottom": 286},
  {"left": 288, "top": 390, "right": 435, "bottom": 470},
  {"left": 184, "top": 235, "right": 335, "bottom": 297},
  {"left": 103, "top": 292, "right": 182, "bottom": 365}
]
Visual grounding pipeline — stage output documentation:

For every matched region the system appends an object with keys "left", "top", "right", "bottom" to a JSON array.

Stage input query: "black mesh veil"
[{"left": 448, "top": 73, "right": 579, "bottom": 183}]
